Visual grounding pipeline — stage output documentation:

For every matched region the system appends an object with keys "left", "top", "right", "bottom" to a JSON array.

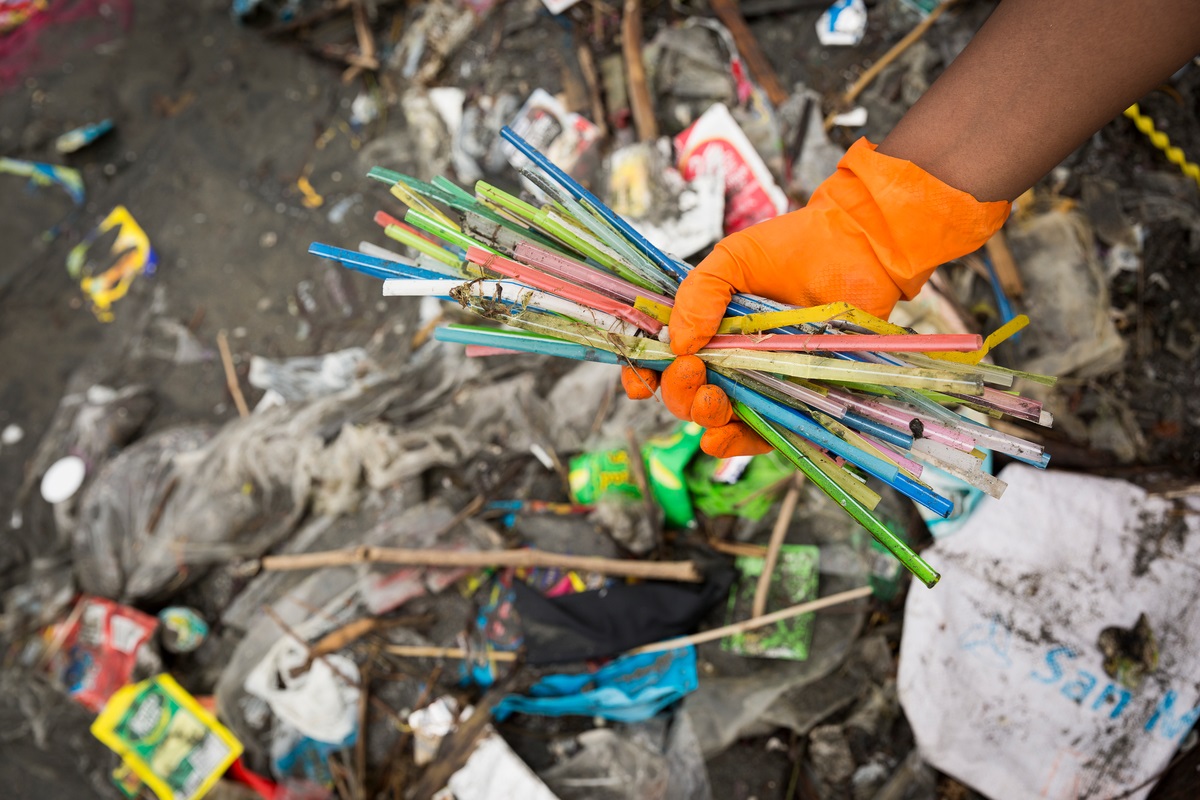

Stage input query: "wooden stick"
[
  {"left": 709, "top": 0, "right": 789, "bottom": 106},
  {"left": 577, "top": 43, "right": 609, "bottom": 138},
  {"left": 354, "top": 646, "right": 374, "bottom": 800},
  {"left": 216, "top": 330, "right": 250, "bottom": 418},
  {"left": 985, "top": 229, "right": 1024, "bottom": 298},
  {"left": 707, "top": 538, "right": 769, "bottom": 559},
  {"left": 261, "top": 545, "right": 703, "bottom": 582},
  {"left": 629, "top": 585, "right": 874, "bottom": 654},
  {"left": 824, "top": 0, "right": 956, "bottom": 131},
  {"left": 384, "top": 644, "right": 519, "bottom": 661},
  {"left": 751, "top": 475, "right": 803, "bottom": 618},
  {"left": 621, "top": 0, "right": 658, "bottom": 142}
]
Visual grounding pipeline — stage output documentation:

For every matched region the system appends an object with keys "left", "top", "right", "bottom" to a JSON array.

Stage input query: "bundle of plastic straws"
[{"left": 310, "top": 126, "right": 1055, "bottom": 589}]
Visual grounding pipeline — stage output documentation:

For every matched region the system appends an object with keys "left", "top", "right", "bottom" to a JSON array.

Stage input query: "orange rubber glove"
[{"left": 623, "top": 138, "right": 1011, "bottom": 457}]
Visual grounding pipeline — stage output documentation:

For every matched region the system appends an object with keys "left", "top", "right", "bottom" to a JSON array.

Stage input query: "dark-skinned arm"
[{"left": 879, "top": 0, "right": 1200, "bottom": 202}]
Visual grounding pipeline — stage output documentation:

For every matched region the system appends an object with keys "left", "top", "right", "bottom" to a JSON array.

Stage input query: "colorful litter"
[
  {"left": 66, "top": 205, "right": 158, "bottom": 321},
  {"left": 312, "top": 126, "right": 1056, "bottom": 589},
  {"left": 0, "top": 156, "right": 84, "bottom": 204},
  {"left": 91, "top": 673, "right": 243, "bottom": 800},
  {"left": 55, "top": 118, "right": 114, "bottom": 154}
]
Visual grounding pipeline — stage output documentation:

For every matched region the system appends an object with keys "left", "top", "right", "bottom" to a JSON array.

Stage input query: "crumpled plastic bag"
[{"left": 244, "top": 635, "right": 360, "bottom": 744}]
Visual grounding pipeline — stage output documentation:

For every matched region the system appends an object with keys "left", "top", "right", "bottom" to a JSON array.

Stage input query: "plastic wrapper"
[
  {"left": 47, "top": 595, "right": 159, "bottom": 712},
  {"left": 91, "top": 674, "right": 242, "bottom": 800}
]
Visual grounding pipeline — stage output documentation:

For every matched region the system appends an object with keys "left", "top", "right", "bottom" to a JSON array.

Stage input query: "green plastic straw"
[
  {"left": 405, "top": 208, "right": 499, "bottom": 257},
  {"left": 382, "top": 224, "right": 461, "bottom": 268},
  {"left": 734, "top": 401, "right": 940, "bottom": 589}
]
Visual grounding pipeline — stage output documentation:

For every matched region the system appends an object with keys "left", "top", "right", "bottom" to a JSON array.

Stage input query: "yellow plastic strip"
[
  {"left": 930, "top": 315, "right": 1029, "bottom": 364},
  {"left": 634, "top": 296, "right": 673, "bottom": 324},
  {"left": 782, "top": 429, "right": 881, "bottom": 511},
  {"left": 390, "top": 182, "right": 460, "bottom": 232}
]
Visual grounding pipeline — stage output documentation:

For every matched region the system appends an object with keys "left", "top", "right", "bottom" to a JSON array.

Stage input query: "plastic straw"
[{"left": 734, "top": 402, "right": 940, "bottom": 588}]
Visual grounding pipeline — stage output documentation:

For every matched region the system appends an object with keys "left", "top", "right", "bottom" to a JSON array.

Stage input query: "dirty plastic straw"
[
  {"left": 384, "top": 279, "right": 642, "bottom": 337},
  {"left": 825, "top": 387, "right": 978, "bottom": 452},
  {"left": 514, "top": 241, "right": 675, "bottom": 307},
  {"left": 734, "top": 401, "right": 940, "bottom": 588},
  {"left": 704, "top": 332, "right": 983, "bottom": 353},
  {"left": 465, "top": 247, "right": 664, "bottom": 336},
  {"left": 501, "top": 126, "right": 689, "bottom": 282},
  {"left": 382, "top": 224, "right": 462, "bottom": 268},
  {"left": 310, "top": 243, "right": 448, "bottom": 281},
  {"left": 711, "top": 373, "right": 953, "bottom": 517}
]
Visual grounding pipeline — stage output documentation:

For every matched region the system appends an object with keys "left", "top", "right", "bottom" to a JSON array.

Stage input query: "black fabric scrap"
[{"left": 513, "top": 565, "right": 734, "bottom": 665}]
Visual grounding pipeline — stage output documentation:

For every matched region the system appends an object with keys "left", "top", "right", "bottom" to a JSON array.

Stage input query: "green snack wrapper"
[
  {"left": 686, "top": 450, "right": 794, "bottom": 520},
  {"left": 568, "top": 422, "right": 703, "bottom": 528}
]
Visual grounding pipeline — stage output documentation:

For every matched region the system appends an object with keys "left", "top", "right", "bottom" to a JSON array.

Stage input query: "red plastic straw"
[
  {"left": 513, "top": 241, "right": 676, "bottom": 307},
  {"left": 466, "top": 246, "right": 663, "bottom": 336}
]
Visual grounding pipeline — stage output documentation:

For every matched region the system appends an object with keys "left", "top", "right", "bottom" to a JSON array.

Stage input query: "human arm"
[{"left": 637, "top": 0, "right": 1200, "bottom": 457}]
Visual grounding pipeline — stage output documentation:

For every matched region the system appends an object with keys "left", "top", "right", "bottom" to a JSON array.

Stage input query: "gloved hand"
[{"left": 623, "top": 138, "right": 1011, "bottom": 457}]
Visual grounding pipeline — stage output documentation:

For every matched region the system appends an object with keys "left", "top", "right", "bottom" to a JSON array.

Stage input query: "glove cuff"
[{"left": 833, "top": 138, "right": 1012, "bottom": 300}]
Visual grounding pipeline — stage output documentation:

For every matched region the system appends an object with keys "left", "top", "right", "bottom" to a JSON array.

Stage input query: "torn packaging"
[{"left": 512, "top": 564, "right": 734, "bottom": 664}]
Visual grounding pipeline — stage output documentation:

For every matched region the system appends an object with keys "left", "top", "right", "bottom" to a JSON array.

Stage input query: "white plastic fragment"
[
  {"left": 1, "top": 424, "right": 22, "bottom": 446},
  {"left": 41, "top": 455, "right": 86, "bottom": 504},
  {"left": 817, "top": 0, "right": 868, "bottom": 47}
]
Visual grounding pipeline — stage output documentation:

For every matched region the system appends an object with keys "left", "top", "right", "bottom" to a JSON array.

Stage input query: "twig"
[
  {"left": 330, "top": 753, "right": 355, "bottom": 800},
  {"left": 577, "top": 42, "right": 609, "bottom": 138},
  {"left": 707, "top": 538, "right": 769, "bottom": 559},
  {"left": 379, "top": 664, "right": 444, "bottom": 798},
  {"left": 629, "top": 586, "right": 873, "bottom": 654},
  {"left": 752, "top": 475, "right": 803, "bottom": 618},
  {"left": 624, "top": 427, "right": 659, "bottom": 529},
  {"left": 384, "top": 644, "right": 519, "bottom": 661},
  {"left": 308, "top": 613, "right": 436, "bottom": 664},
  {"left": 262, "top": 605, "right": 359, "bottom": 687},
  {"left": 709, "top": 0, "right": 789, "bottom": 106},
  {"left": 408, "top": 668, "right": 523, "bottom": 800},
  {"left": 984, "top": 230, "right": 1024, "bottom": 298},
  {"left": 621, "top": 0, "right": 658, "bottom": 142},
  {"left": 216, "top": 330, "right": 250, "bottom": 418},
  {"left": 261, "top": 545, "right": 703, "bottom": 582},
  {"left": 354, "top": 644, "right": 377, "bottom": 800},
  {"left": 824, "top": 0, "right": 957, "bottom": 131}
]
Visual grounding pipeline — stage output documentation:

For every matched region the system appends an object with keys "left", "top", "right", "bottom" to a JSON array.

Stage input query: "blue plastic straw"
[
  {"left": 500, "top": 126, "right": 689, "bottom": 283},
  {"left": 310, "top": 243, "right": 449, "bottom": 281},
  {"left": 707, "top": 373, "right": 953, "bottom": 517}
]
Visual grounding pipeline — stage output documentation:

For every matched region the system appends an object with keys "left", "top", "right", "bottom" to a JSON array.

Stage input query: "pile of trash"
[{"left": 3, "top": 1, "right": 1200, "bottom": 799}]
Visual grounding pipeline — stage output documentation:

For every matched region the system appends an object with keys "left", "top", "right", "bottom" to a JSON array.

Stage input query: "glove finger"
[
  {"left": 690, "top": 384, "right": 733, "bottom": 428},
  {"left": 700, "top": 422, "right": 774, "bottom": 458},
  {"left": 669, "top": 256, "right": 739, "bottom": 356},
  {"left": 661, "top": 355, "right": 708, "bottom": 421},
  {"left": 620, "top": 366, "right": 660, "bottom": 400}
]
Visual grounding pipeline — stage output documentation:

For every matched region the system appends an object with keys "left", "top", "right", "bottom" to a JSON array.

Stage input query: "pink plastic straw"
[
  {"left": 861, "top": 436, "right": 924, "bottom": 478},
  {"left": 739, "top": 370, "right": 849, "bottom": 418},
  {"left": 513, "top": 242, "right": 676, "bottom": 308},
  {"left": 704, "top": 332, "right": 983, "bottom": 353},
  {"left": 465, "top": 345, "right": 521, "bottom": 357},
  {"left": 466, "top": 247, "right": 663, "bottom": 336},
  {"left": 825, "top": 388, "right": 978, "bottom": 453}
]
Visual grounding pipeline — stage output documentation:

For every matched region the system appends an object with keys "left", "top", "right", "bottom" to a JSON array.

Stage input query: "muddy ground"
[{"left": 1, "top": 1, "right": 1198, "bottom": 798}]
